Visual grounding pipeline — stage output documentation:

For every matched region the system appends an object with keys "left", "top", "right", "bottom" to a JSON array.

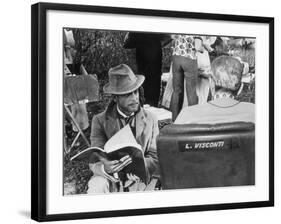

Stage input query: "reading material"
[{"left": 71, "top": 125, "right": 147, "bottom": 183}]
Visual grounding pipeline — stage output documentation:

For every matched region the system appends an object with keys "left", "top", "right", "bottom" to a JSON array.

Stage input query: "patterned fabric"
[
  {"left": 172, "top": 35, "right": 196, "bottom": 59},
  {"left": 213, "top": 91, "right": 234, "bottom": 100}
]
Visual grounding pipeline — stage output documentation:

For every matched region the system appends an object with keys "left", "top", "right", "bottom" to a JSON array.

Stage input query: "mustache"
[{"left": 128, "top": 102, "right": 139, "bottom": 106}]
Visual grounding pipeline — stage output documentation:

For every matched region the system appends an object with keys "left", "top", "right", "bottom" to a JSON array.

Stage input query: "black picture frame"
[{"left": 31, "top": 2, "right": 274, "bottom": 222}]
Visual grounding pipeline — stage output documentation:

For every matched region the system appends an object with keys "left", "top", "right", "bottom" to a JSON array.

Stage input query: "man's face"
[{"left": 116, "top": 89, "right": 140, "bottom": 115}]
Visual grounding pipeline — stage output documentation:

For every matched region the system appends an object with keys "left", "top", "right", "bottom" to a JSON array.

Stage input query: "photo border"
[{"left": 31, "top": 2, "right": 274, "bottom": 222}]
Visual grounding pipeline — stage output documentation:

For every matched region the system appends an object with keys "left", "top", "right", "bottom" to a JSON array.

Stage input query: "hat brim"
[{"left": 103, "top": 75, "right": 145, "bottom": 95}]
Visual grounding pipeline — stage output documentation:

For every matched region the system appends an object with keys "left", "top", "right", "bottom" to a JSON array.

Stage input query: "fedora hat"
[{"left": 103, "top": 64, "right": 145, "bottom": 95}]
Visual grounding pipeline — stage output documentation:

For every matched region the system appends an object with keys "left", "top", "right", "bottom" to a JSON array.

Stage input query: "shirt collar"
[
  {"left": 116, "top": 105, "right": 135, "bottom": 119},
  {"left": 208, "top": 97, "right": 240, "bottom": 108}
]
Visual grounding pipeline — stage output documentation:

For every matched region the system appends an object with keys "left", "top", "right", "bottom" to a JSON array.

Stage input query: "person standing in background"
[
  {"left": 124, "top": 32, "right": 165, "bottom": 107},
  {"left": 195, "top": 36, "right": 216, "bottom": 105},
  {"left": 175, "top": 55, "right": 255, "bottom": 124},
  {"left": 170, "top": 35, "right": 203, "bottom": 121}
]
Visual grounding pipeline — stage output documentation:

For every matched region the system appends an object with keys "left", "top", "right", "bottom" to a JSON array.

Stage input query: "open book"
[{"left": 71, "top": 125, "right": 147, "bottom": 183}]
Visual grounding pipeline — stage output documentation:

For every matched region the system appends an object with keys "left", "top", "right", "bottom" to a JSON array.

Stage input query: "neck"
[
  {"left": 213, "top": 89, "right": 235, "bottom": 100},
  {"left": 117, "top": 104, "right": 134, "bottom": 117}
]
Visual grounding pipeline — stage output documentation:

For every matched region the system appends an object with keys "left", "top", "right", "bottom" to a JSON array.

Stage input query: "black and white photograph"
[
  {"left": 63, "top": 28, "right": 256, "bottom": 195},
  {"left": 30, "top": 2, "right": 274, "bottom": 221}
]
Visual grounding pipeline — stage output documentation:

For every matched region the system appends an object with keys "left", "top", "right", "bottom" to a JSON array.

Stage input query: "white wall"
[{"left": 0, "top": 0, "right": 279, "bottom": 223}]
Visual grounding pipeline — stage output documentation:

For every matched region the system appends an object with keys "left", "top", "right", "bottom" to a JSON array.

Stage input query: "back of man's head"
[{"left": 211, "top": 55, "right": 243, "bottom": 92}]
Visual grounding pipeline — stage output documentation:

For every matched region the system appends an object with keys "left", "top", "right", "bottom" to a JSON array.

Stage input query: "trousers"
[
  {"left": 136, "top": 43, "right": 162, "bottom": 106},
  {"left": 170, "top": 55, "right": 198, "bottom": 121},
  {"left": 87, "top": 175, "right": 118, "bottom": 194},
  {"left": 87, "top": 175, "right": 148, "bottom": 193}
]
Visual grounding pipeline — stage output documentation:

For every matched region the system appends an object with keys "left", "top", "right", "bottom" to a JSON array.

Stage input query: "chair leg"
[
  {"left": 64, "top": 135, "right": 68, "bottom": 155},
  {"left": 71, "top": 132, "right": 80, "bottom": 147},
  {"left": 64, "top": 104, "right": 90, "bottom": 149},
  {"left": 67, "top": 132, "right": 81, "bottom": 152}
]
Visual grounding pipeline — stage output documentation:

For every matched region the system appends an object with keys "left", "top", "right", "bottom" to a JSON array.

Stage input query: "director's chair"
[
  {"left": 157, "top": 122, "right": 255, "bottom": 189},
  {"left": 64, "top": 73, "right": 99, "bottom": 154}
]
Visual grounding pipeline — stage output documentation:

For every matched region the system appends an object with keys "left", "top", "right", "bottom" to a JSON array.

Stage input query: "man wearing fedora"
[{"left": 87, "top": 64, "right": 159, "bottom": 193}]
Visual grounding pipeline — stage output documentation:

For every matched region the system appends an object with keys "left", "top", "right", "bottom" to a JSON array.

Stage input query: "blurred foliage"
[
  {"left": 72, "top": 29, "right": 137, "bottom": 80},
  {"left": 72, "top": 29, "right": 173, "bottom": 79}
]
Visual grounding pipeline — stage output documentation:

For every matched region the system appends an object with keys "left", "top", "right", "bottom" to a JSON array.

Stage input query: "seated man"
[
  {"left": 175, "top": 55, "right": 255, "bottom": 124},
  {"left": 87, "top": 64, "right": 159, "bottom": 193}
]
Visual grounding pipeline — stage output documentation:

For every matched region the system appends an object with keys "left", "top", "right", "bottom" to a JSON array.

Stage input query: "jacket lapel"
[
  {"left": 104, "top": 101, "right": 121, "bottom": 139},
  {"left": 135, "top": 108, "right": 146, "bottom": 141}
]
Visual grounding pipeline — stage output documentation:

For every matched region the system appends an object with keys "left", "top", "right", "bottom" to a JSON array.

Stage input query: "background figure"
[
  {"left": 209, "top": 36, "right": 229, "bottom": 61},
  {"left": 124, "top": 32, "right": 164, "bottom": 106},
  {"left": 170, "top": 35, "right": 202, "bottom": 121},
  {"left": 175, "top": 55, "right": 255, "bottom": 124},
  {"left": 195, "top": 36, "right": 216, "bottom": 104}
]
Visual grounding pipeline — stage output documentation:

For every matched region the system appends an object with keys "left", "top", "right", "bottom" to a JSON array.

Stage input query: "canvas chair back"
[
  {"left": 157, "top": 122, "right": 255, "bottom": 189},
  {"left": 64, "top": 74, "right": 99, "bottom": 132},
  {"left": 64, "top": 74, "right": 99, "bottom": 105}
]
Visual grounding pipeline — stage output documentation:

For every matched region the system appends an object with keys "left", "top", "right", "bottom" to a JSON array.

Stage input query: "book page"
[
  {"left": 70, "top": 146, "right": 104, "bottom": 161},
  {"left": 104, "top": 125, "right": 142, "bottom": 153}
]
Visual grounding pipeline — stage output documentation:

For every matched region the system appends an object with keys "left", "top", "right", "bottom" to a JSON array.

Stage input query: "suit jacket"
[
  {"left": 89, "top": 101, "right": 159, "bottom": 182},
  {"left": 175, "top": 98, "right": 255, "bottom": 124}
]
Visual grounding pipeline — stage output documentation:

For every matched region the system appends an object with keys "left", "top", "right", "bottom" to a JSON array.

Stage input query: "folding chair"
[{"left": 64, "top": 73, "right": 99, "bottom": 154}]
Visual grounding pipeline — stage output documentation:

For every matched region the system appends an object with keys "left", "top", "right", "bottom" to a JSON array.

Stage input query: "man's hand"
[
  {"left": 124, "top": 173, "right": 140, "bottom": 188},
  {"left": 198, "top": 68, "right": 211, "bottom": 78},
  {"left": 124, "top": 173, "right": 146, "bottom": 191},
  {"left": 101, "top": 155, "right": 132, "bottom": 174},
  {"left": 127, "top": 173, "right": 140, "bottom": 182}
]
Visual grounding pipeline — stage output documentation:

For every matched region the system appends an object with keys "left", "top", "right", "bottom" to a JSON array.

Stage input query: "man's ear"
[{"left": 112, "top": 95, "right": 118, "bottom": 103}]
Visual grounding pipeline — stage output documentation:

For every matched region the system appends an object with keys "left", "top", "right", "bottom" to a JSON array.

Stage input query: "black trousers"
[{"left": 136, "top": 43, "right": 162, "bottom": 107}]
